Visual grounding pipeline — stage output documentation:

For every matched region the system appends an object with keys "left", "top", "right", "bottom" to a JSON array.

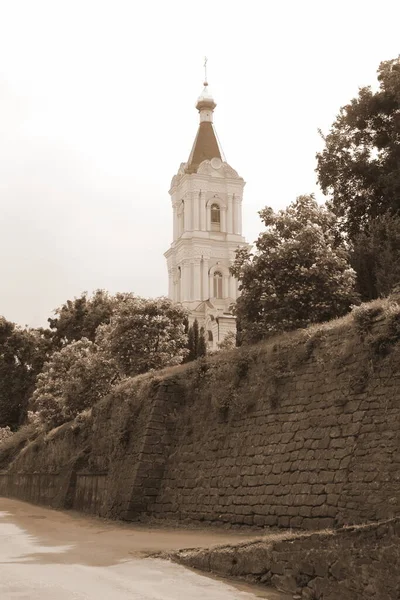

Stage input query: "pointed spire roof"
[
  {"left": 186, "top": 122, "right": 223, "bottom": 174},
  {"left": 185, "top": 80, "right": 225, "bottom": 174}
]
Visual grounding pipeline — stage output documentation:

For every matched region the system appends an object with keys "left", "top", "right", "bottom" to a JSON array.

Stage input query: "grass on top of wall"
[
  {"left": 181, "top": 294, "right": 400, "bottom": 417},
  {"left": 0, "top": 423, "right": 41, "bottom": 472}
]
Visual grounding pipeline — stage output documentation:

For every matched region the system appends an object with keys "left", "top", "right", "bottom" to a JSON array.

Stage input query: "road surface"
[{"left": 0, "top": 498, "right": 290, "bottom": 600}]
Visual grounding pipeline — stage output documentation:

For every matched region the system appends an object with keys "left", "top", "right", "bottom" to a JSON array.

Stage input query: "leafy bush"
[
  {"left": 368, "top": 302, "right": 400, "bottom": 358},
  {"left": 0, "top": 426, "right": 13, "bottom": 444},
  {"left": 218, "top": 330, "right": 236, "bottom": 350},
  {"left": 30, "top": 339, "right": 118, "bottom": 427},
  {"left": 27, "top": 296, "right": 189, "bottom": 428},
  {"left": 97, "top": 296, "right": 188, "bottom": 376},
  {"left": 352, "top": 302, "right": 384, "bottom": 338},
  {"left": 231, "top": 195, "right": 358, "bottom": 343}
]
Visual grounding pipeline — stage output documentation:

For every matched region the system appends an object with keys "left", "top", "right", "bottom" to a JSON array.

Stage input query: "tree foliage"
[
  {"left": 231, "top": 195, "right": 358, "bottom": 343},
  {"left": 197, "top": 326, "right": 207, "bottom": 358},
  {"left": 48, "top": 289, "right": 117, "bottom": 347},
  {"left": 186, "top": 319, "right": 207, "bottom": 362},
  {"left": 187, "top": 326, "right": 195, "bottom": 361},
  {"left": 218, "top": 330, "right": 236, "bottom": 350},
  {"left": 351, "top": 213, "right": 400, "bottom": 300},
  {"left": 27, "top": 295, "right": 189, "bottom": 426},
  {"left": 0, "top": 319, "right": 52, "bottom": 428},
  {"left": 30, "top": 339, "right": 118, "bottom": 427},
  {"left": 316, "top": 56, "right": 400, "bottom": 239},
  {"left": 97, "top": 296, "right": 188, "bottom": 377}
]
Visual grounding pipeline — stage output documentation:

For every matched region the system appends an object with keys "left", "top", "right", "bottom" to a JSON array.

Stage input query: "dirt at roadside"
[
  {"left": 0, "top": 497, "right": 294, "bottom": 599},
  {"left": 0, "top": 497, "right": 272, "bottom": 565}
]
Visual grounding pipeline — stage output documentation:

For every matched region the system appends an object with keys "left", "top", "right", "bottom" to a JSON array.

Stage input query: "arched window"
[
  {"left": 208, "top": 330, "right": 213, "bottom": 342},
  {"left": 213, "top": 271, "right": 223, "bottom": 299},
  {"left": 211, "top": 203, "right": 220, "bottom": 231}
]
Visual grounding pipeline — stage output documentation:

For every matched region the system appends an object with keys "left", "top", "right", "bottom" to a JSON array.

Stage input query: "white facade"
[{"left": 164, "top": 83, "right": 248, "bottom": 349}]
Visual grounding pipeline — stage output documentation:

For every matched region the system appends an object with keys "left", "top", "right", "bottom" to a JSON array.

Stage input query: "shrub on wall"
[
  {"left": 0, "top": 423, "right": 39, "bottom": 471},
  {"left": 0, "top": 426, "right": 13, "bottom": 444}
]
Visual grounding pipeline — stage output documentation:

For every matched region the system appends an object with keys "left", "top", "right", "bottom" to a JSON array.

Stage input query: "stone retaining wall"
[
  {"left": 0, "top": 473, "right": 61, "bottom": 507},
  {"left": 73, "top": 473, "right": 108, "bottom": 514},
  {"left": 1, "top": 301, "right": 400, "bottom": 530},
  {"left": 151, "top": 317, "right": 400, "bottom": 529},
  {"left": 172, "top": 518, "right": 400, "bottom": 600}
]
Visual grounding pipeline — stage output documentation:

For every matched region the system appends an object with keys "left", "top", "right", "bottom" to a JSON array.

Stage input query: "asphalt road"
[{"left": 0, "top": 498, "right": 290, "bottom": 600}]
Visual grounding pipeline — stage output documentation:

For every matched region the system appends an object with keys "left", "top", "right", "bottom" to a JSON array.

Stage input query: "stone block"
[
  {"left": 271, "top": 574, "right": 298, "bottom": 594},
  {"left": 289, "top": 516, "right": 303, "bottom": 528}
]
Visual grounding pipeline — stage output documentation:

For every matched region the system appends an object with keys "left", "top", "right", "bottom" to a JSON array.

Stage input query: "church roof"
[{"left": 185, "top": 121, "right": 222, "bottom": 174}]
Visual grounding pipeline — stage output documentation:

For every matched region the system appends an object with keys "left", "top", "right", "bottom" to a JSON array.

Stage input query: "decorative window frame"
[
  {"left": 206, "top": 196, "right": 227, "bottom": 232},
  {"left": 209, "top": 264, "right": 230, "bottom": 299}
]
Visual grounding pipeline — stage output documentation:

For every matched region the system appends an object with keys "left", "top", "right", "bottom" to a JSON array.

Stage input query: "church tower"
[{"left": 164, "top": 74, "right": 248, "bottom": 349}]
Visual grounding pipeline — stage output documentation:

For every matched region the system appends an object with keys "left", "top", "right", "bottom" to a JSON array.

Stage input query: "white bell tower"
[{"left": 164, "top": 71, "right": 248, "bottom": 349}]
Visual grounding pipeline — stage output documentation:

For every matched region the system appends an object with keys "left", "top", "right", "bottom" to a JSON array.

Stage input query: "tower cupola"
[{"left": 196, "top": 82, "right": 216, "bottom": 122}]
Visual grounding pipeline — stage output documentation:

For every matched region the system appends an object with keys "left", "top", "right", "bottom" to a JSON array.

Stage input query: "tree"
[
  {"left": 231, "top": 195, "right": 358, "bottom": 343},
  {"left": 192, "top": 319, "right": 199, "bottom": 356},
  {"left": 29, "top": 296, "right": 189, "bottom": 427},
  {"left": 0, "top": 319, "right": 52, "bottom": 428},
  {"left": 187, "top": 326, "right": 196, "bottom": 362},
  {"left": 30, "top": 339, "right": 118, "bottom": 427},
  {"left": 48, "top": 289, "right": 118, "bottom": 347},
  {"left": 316, "top": 56, "right": 400, "bottom": 239},
  {"left": 97, "top": 297, "right": 188, "bottom": 377},
  {"left": 197, "top": 327, "right": 207, "bottom": 357},
  {"left": 185, "top": 319, "right": 207, "bottom": 362},
  {"left": 351, "top": 213, "right": 400, "bottom": 300}
]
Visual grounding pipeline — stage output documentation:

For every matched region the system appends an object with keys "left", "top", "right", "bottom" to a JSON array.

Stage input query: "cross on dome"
[{"left": 196, "top": 57, "right": 216, "bottom": 112}]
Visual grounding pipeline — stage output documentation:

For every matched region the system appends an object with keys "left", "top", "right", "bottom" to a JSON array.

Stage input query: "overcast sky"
[{"left": 1, "top": 0, "right": 399, "bottom": 327}]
